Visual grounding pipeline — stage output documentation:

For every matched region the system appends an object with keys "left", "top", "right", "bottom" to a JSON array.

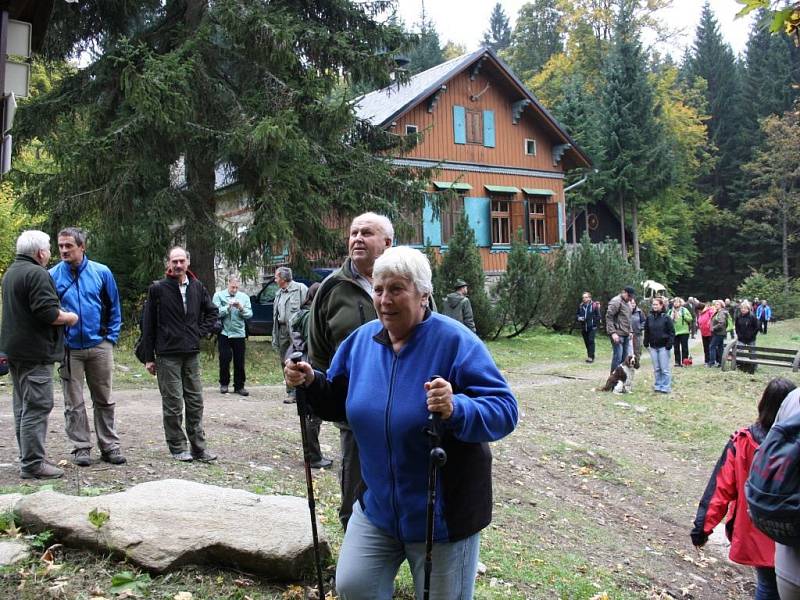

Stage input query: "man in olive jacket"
[
  {"left": 140, "top": 247, "right": 219, "bottom": 463},
  {"left": 0, "top": 231, "right": 79, "bottom": 479},
  {"left": 308, "top": 212, "right": 393, "bottom": 530},
  {"left": 442, "top": 279, "right": 477, "bottom": 333},
  {"left": 606, "top": 286, "right": 635, "bottom": 373}
]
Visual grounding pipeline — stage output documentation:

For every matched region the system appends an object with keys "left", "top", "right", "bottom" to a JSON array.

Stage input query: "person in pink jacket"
[
  {"left": 696, "top": 302, "right": 716, "bottom": 366},
  {"left": 691, "top": 378, "right": 798, "bottom": 600}
]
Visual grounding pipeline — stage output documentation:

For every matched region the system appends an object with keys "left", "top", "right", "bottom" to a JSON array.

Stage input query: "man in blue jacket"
[
  {"left": 756, "top": 299, "right": 772, "bottom": 335},
  {"left": 50, "top": 228, "right": 126, "bottom": 467}
]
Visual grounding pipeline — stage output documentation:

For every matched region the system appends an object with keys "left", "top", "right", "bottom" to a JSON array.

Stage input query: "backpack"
[{"left": 745, "top": 412, "right": 800, "bottom": 546}]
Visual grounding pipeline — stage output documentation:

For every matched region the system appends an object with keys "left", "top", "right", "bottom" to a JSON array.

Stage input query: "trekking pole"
[
  {"left": 289, "top": 352, "right": 326, "bottom": 599},
  {"left": 423, "top": 375, "right": 448, "bottom": 600}
]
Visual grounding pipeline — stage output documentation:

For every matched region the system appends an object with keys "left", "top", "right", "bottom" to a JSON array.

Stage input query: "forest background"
[{"left": 1, "top": 0, "right": 799, "bottom": 322}]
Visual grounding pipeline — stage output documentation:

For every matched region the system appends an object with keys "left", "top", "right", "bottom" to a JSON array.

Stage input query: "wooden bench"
[{"left": 722, "top": 340, "right": 800, "bottom": 372}]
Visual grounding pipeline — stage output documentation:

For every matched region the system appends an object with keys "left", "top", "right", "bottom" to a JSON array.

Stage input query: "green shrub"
[{"left": 736, "top": 271, "right": 800, "bottom": 320}]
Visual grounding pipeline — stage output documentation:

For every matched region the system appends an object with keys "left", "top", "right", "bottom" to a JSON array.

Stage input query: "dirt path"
[{"left": 0, "top": 342, "right": 750, "bottom": 598}]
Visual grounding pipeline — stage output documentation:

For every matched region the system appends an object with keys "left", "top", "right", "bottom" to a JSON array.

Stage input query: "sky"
[{"left": 393, "top": 0, "right": 756, "bottom": 58}]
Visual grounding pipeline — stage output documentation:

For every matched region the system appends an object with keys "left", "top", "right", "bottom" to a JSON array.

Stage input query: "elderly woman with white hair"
[{"left": 284, "top": 246, "right": 517, "bottom": 600}]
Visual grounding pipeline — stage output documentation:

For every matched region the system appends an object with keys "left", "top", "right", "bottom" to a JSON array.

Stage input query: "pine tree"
[
  {"left": 599, "top": 0, "right": 673, "bottom": 270},
  {"left": 406, "top": 4, "right": 445, "bottom": 75},
  {"left": 684, "top": 2, "right": 745, "bottom": 210},
  {"left": 15, "top": 0, "right": 421, "bottom": 294},
  {"left": 438, "top": 215, "right": 495, "bottom": 338},
  {"left": 482, "top": 3, "right": 512, "bottom": 52},
  {"left": 505, "top": 0, "right": 564, "bottom": 80}
]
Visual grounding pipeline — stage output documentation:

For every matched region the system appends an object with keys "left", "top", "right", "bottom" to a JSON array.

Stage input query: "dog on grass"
[{"left": 600, "top": 355, "right": 636, "bottom": 394}]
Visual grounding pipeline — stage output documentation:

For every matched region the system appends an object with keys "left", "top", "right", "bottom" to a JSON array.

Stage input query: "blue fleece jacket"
[
  {"left": 50, "top": 256, "right": 122, "bottom": 349},
  {"left": 308, "top": 312, "right": 517, "bottom": 543}
]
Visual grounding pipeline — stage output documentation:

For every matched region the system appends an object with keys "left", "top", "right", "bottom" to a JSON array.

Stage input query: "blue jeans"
[
  {"left": 709, "top": 334, "right": 726, "bottom": 366},
  {"left": 336, "top": 502, "right": 480, "bottom": 599},
  {"left": 648, "top": 346, "right": 672, "bottom": 392},
  {"left": 610, "top": 336, "right": 630, "bottom": 372},
  {"left": 755, "top": 566, "right": 779, "bottom": 600}
]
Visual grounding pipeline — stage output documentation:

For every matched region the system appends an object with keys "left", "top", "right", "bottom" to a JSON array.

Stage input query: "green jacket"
[
  {"left": 442, "top": 292, "right": 476, "bottom": 333},
  {"left": 670, "top": 306, "right": 693, "bottom": 336},
  {"left": 212, "top": 290, "right": 252, "bottom": 338},
  {"left": 308, "top": 258, "right": 376, "bottom": 371},
  {"left": 272, "top": 280, "right": 308, "bottom": 347},
  {"left": 0, "top": 255, "right": 64, "bottom": 363}
]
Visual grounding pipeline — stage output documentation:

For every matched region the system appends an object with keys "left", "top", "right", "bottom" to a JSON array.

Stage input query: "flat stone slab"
[
  {"left": 15, "top": 479, "right": 330, "bottom": 578},
  {"left": 0, "top": 540, "right": 29, "bottom": 565}
]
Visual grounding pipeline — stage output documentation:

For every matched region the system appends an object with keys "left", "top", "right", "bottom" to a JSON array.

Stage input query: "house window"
[
  {"left": 491, "top": 199, "right": 510, "bottom": 245},
  {"left": 406, "top": 124, "right": 418, "bottom": 135},
  {"left": 525, "top": 139, "right": 537, "bottom": 156},
  {"left": 466, "top": 110, "right": 483, "bottom": 144},
  {"left": 440, "top": 193, "right": 464, "bottom": 244},
  {"left": 529, "top": 202, "right": 547, "bottom": 244},
  {"left": 396, "top": 207, "right": 423, "bottom": 245}
]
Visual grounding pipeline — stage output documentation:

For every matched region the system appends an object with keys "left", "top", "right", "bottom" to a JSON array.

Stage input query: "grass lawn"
[{"left": 0, "top": 319, "right": 797, "bottom": 598}]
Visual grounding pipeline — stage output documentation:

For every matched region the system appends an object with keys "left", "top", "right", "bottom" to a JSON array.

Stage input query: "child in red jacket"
[{"left": 691, "top": 378, "right": 798, "bottom": 600}]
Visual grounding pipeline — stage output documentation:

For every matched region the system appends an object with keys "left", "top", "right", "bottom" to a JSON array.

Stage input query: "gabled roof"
[{"left": 354, "top": 47, "right": 592, "bottom": 169}]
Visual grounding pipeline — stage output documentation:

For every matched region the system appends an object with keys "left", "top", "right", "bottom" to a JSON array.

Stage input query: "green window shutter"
[
  {"left": 483, "top": 110, "right": 495, "bottom": 148},
  {"left": 464, "top": 197, "right": 491, "bottom": 247},
  {"left": 423, "top": 193, "right": 442, "bottom": 246},
  {"left": 453, "top": 105, "right": 466, "bottom": 145}
]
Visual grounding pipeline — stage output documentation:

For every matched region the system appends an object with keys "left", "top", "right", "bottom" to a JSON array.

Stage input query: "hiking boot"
[
  {"left": 72, "top": 448, "right": 92, "bottom": 467},
  {"left": 283, "top": 395, "right": 296, "bottom": 404},
  {"left": 101, "top": 448, "right": 127, "bottom": 465},
  {"left": 585, "top": 358, "right": 594, "bottom": 363},
  {"left": 171, "top": 450, "right": 193, "bottom": 462},
  {"left": 234, "top": 388, "right": 249, "bottom": 397},
  {"left": 191, "top": 450, "right": 218, "bottom": 463},
  {"left": 310, "top": 458, "right": 333, "bottom": 469},
  {"left": 21, "top": 462, "right": 64, "bottom": 480},
  {"left": 219, "top": 385, "right": 229, "bottom": 394}
]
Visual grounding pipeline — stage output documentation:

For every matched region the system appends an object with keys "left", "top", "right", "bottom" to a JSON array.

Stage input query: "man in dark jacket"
[
  {"left": 442, "top": 279, "right": 476, "bottom": 333},
  {"left": 308, "top": 212, "right": 393, "bottom": 531},
  {"left": 576, "top": 291, "right": 601, "bottom": 363},
  {"left": 0, "top": 231, "right": 79, "bottom": 479},
  {"left": 734, "top": 300, "right": 760, "bottom": 373},
  {"left": 50, "top": 227, "right": 126, "bottom": 467},
  {"left": 140, "top": 247, "right": 219, "bottom": 462}
]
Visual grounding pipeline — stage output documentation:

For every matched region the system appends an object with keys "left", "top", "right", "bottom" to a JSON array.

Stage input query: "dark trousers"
[
  {"left": 702, "top": 336, "right": 711, "bottom": 365},
  {"left": 674, "top": 334, "right": 690, "bottom": 365},
  {"left": 305, "top": 414, "right": 323, "bottom": 463},
  {"left": 709, "top": 334, "right": 726, "bottom": 366},
  {"left": 218, "top": 335, "right": 246, "bottom": 390},
  {"left": 755, "top": 566, "right": 780, "bottom": 600},
  {"left": 11, "top": 362, "right": 55, "bottom": 473},
  {"left": 581, "top": 328, "right": 596, "bottom": 360},
  {"left": 338, "top": 424, "right": 363, "bottom": 531},
  {"left": 760, "top": 317, "right": 768, "bottom": 334}
]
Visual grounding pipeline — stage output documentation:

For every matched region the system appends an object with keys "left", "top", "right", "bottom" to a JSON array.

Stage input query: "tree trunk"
[
  {"left": 632, "top": 200, "right": 640, "bottom": 271},
  {"left": 782, "top": 200, "right": 789, "bottom": 286},
  {"left": 618, "top": 192, "right": 627, "bottom": 260},
  {"left": 185, "top": 148, "right": 217, "bottom": 294}
]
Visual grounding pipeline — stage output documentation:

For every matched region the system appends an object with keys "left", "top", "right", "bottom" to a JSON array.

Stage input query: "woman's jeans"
[
  {"left": 648, "top": 346, "right": 672, "bottom": 392},
  {"left": 336, "top": 502, "right": 480, "bottom": 600},
  {"left": 674, "top": 333, "right": 690, "bottom": 365},
  {"left": 709, "top": 334, "right": 726, "bottom": 366},
  {"left": 755, "top": 567, "right": 779, "bottom": 600}
]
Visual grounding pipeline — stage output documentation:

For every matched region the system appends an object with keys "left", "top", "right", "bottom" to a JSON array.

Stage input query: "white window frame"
[
  {"left": 524, "top": 138, "right": 537, "bottom": 156},
  {"left": 405, "top": 124, "right": 418, "bottom": 135}
]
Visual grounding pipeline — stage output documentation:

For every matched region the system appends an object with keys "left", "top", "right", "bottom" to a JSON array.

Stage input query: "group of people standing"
[{"left": 576, "top": 290, "right": 776, "bottom": 395}]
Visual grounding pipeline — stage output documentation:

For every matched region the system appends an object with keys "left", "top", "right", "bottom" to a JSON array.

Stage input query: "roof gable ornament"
[
  {"left": 469, "top": 56, "right": 488, "bottom": 81},
  {"left": 427, "top": 85, "right": 447, "bottom": 113},
  {"left": 552, "top": 143, "right": 572, "bottom": 166},
  {"left": 512, "top": 99, "right": 531, "bottom": 124}
]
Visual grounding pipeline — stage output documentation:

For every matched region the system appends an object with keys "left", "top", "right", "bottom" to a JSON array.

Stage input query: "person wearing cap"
[
  {"left": 606, "top": 286, "right": 636, "bottom": 373},
  {"left": 442, "top": 279, "right": 476, "bottom": 333}
]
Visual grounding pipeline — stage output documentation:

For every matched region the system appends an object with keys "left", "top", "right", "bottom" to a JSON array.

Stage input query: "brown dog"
[{"left": 601, "top": 355, "right": 636, "bottom": 393}]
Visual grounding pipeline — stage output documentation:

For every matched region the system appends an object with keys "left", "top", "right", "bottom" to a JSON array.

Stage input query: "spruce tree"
[
  {"left": 14, "top": 0, "right": 421, "bottom": 293},
  {"left": 406, "top": 5, "right": 445, "bottom": 75},
  {"left": 599, "top": 0, "right": 673, "bottom": 270},
  {"left": 482, "top": 3, "right": 512, "bottom": 52},
  {"left": 438, "top": 215, "right": 495, "bottom": 338},
  {"left": 505, "top": 0, "right": 564, "bottom": 80}
]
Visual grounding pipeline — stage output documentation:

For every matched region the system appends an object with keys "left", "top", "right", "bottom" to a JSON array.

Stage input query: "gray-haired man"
[
  {"left": 0, "top": 230, "right": 79, "bottom": 479},
  {"left": 273, "top": 266, "right": 307, "bottom": 403}
]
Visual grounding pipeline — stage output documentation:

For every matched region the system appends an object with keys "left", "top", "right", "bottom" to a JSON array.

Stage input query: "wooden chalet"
[{"left": 356, "top": 47, "right": 592, "bottom": 273}]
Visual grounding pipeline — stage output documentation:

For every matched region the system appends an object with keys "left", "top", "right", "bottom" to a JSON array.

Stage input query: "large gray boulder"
[{"left": 15, "top": 479, "right": 330, "bottom": 578}]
